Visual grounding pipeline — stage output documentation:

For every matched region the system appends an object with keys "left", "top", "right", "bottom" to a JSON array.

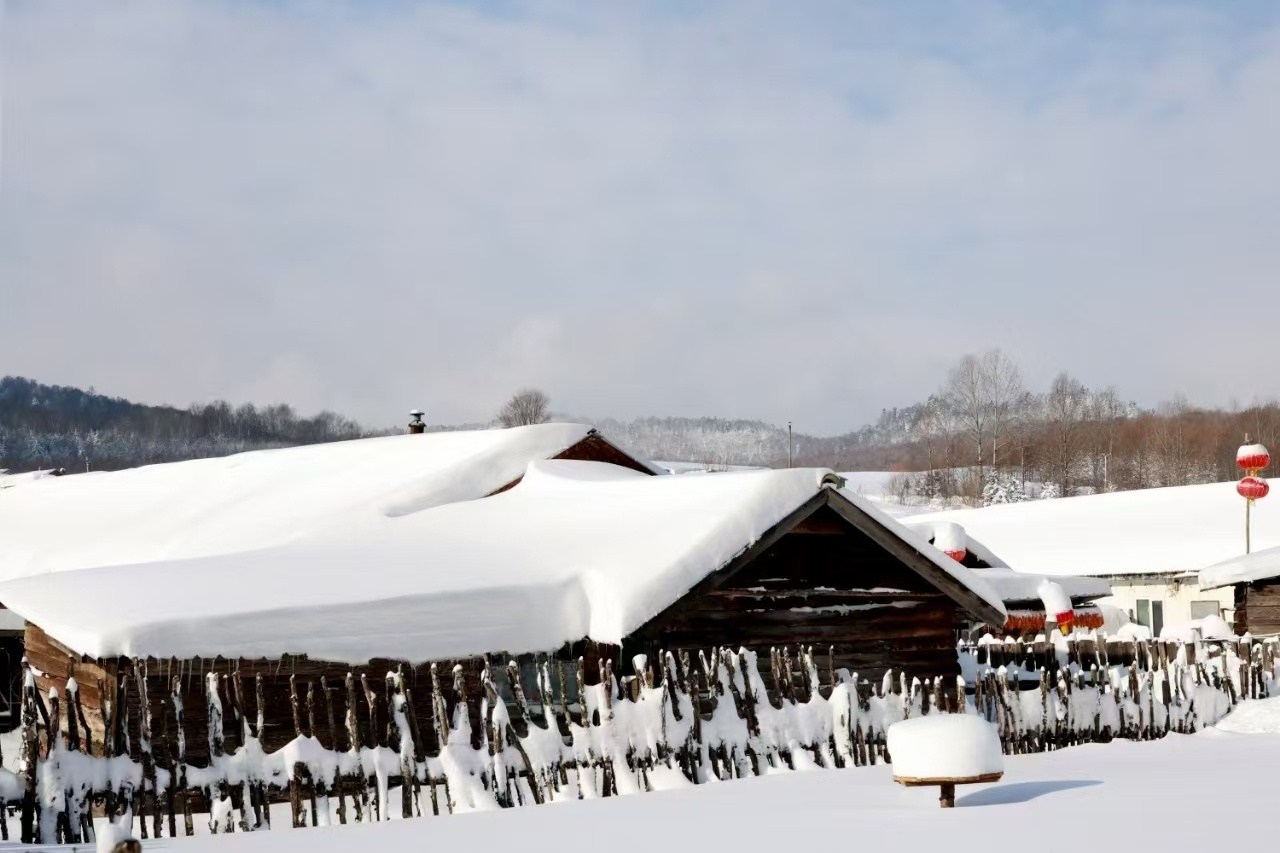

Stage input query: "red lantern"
[
  {"left": 1053, "top": 610, "right": 1074, "bottom": 635},
  {"left": 944, "top": 549, "right": 966, "bottom": 562},
  {"left": 1238, "top": 476, "right": 1270, "bottom": 501},
  {"left": 1237, "top": 443, "right": 1271, "bottom": 473}
]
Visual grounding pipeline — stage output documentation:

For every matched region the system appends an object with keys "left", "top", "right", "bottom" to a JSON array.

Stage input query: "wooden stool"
[{"left": 893, "top": 771, "right": 1003, "bottom": 808}]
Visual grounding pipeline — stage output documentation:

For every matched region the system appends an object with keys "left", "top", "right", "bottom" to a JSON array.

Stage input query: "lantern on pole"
[{"left": 1237, "top": 438, "right": 1271, "bottom": 553}]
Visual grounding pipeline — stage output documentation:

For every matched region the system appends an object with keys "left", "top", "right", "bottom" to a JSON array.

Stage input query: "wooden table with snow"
[{"left": 887, "top": 715, "right": 1004, "bottom": 807}]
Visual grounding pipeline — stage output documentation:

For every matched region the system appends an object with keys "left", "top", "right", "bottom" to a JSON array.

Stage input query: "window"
[
  {"left": 1134, "top": 599, "right": 1165, "bottom": 636},
  {"left": 1191, "top": 600, "right": 1221, "bottom": 620}
]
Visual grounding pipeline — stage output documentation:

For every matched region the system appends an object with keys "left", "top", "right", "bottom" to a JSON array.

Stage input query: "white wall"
[{"left": 1097, "top": 574, "right": 1235, "bottom": 633}]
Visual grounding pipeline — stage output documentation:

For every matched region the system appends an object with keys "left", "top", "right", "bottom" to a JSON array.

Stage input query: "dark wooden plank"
[{"left": 824, "top": 491, "right": 1005, "bottom": 625}]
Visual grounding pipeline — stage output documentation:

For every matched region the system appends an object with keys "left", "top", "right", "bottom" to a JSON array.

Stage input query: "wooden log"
[
  {"left": 132, "top": 660, "right": 158, "bottom": 840},
  {"left": 430, "top": 663, "right": 449, "bottom": 749},
  {"left": 306, "top": 681, "right": 318, "bottom": 741},
  {"left": 289, "top": 675, "right": 304, "bottom": 740},
  {"left": 20, "top": 663, "right": 37, "bottom": 845},
  {"left": 206, "top": 671, "right": 225, "bottom": 760},
  {"left": 171, "top": 676, "right": 193, "bottom": 836},
  {"left": 341, "top": 673, "right": 366, "bottom": 823}
]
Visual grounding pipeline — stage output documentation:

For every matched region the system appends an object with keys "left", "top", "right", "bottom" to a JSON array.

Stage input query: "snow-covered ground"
[{"left": 103, "top": 703, "right": 1280, "bottom": 852}]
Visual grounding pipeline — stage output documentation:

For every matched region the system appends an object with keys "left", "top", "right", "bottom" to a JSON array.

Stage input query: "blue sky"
[{"left": 2, "top": 1, "right": 1279, "bottom": 432}]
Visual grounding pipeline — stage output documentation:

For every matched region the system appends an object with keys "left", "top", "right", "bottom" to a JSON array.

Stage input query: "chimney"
[{"left": 408, "top": 409, "right": 425, "bottom": 435}]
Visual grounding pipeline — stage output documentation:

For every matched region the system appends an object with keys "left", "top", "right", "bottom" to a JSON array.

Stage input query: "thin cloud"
[{"left": 1, "top": 1, "right": 1278, "bottom": 432}]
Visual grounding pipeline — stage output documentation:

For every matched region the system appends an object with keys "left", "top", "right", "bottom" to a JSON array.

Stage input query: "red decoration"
[
  {"left": 1237, "top": 444, "right": 1271, "bottom": 472},
  {"left": 944, "top": 549, "right": 966, "bottom": 562},
  {"left": 1002, "top": 607, "right": 1101, "bottom": 635},
  {"left": 1075, "top": 609, "right": 1105, "bottom": 630},
  {"left": 1238, "top": 476, "right": 1270, "bottom": 501}
]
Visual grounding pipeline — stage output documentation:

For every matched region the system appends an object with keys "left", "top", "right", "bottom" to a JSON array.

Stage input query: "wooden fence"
[{"left": 1, "top": 637, "right": 1273, "bottom": 845}]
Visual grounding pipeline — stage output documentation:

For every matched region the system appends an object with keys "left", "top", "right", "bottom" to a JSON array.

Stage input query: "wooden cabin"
[
  {"left": 1200, "top": 546, "right": 1280, "bottom": 636},
  {"left": 0, "top": 424, "right": 656, "bottom": 734},
  {"left": 7, "top": 463, "right": 1005, "bottom": 768}
]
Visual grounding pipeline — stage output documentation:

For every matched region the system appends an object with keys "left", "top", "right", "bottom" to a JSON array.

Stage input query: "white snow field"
[
  {"left": 907, "top": 478, "right": 1280, "bottom": 577},
  {"left": 110, "top": 721, "right": 1280, "bottom": 853},
  {"left": 0, "top": 424, "right": 648, "bottom": 581}
]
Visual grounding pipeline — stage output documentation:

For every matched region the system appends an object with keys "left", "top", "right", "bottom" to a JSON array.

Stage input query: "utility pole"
[{"left": 788, "top": 422, "right": 793, "bottom": 469}]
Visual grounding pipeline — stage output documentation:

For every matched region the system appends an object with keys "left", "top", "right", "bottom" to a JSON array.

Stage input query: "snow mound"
[
  {"left": 1160, "top": 614, "right": 1236, "bottom": 642},
  {"left": 1214, "top": 697, "right": 1280, "bottom": 734},
  {"left": 0, "top": 424, "right": 630, "bottom": 581},
  {"left": 888, "top": 715, "right": 1003, "bottom": 780},
  {"left": 1116, "top": 622, "right": 1153, "bottom": 641},
  {"left": 1036, "top": 579, "right": 1072, "bottom": 621}
]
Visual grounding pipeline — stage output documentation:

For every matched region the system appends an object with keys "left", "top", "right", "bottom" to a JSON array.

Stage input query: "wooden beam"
[
  {"left": 824, "top": 491, "right": 1005, "bottom": 625},
  {"left": 631, "top": 490, "right": 832, "bottom": 639}
]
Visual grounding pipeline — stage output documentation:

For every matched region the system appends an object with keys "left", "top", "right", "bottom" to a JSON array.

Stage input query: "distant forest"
[
  {"left": 4, "top": 361, "right": 1280, "bottom": 507},
  {"left": 0, "top": 376, "right": 372, "bottom": 473}
]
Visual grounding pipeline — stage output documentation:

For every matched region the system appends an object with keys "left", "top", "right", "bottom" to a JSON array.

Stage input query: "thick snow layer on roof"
[
  {"left": 905, "top": 479, "right": 1280, "bottom": 578},
  {"left": 0, "top": 462, "right": 1004, "bottom": 663},
  {"left": 0, "top": 424, "right": 613, "bottom": 581},
  {"left": 970, "top": 569, "right": 1110, "bottom": 603},
  {"left": 1199, "top": 546, "right": 1280, "bottom": 590}
]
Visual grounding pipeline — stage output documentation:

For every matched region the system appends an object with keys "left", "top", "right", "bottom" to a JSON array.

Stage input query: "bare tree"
[
  {"left": 886, "top": 472, "right": 914, "bottom": 505},
  {"left": 1042, "top": 372, "right": 1089, "bottom": 495},
  {"left": 497, "top": 389, "right": 552, "bottom": 428},
  {"left": 940, "top": 349, "right": 1026, "bottom": 485}
]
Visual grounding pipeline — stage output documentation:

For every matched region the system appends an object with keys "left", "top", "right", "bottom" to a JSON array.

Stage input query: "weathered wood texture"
[
  {"left": 26, "top": 624, "right": 622, "bottom": 766},
  {"left": 634, "top": 506, "right": 962, "bottom": 680},
  {"left": 1234, "top": 581, "right": 1280, "bottom": 636}
]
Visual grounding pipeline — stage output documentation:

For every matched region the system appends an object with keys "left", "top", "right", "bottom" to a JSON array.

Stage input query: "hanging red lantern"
[
  {"left": 1237, "top": 443, "right": 1271, "bottom": 473},
  {"left": 944, "top": 549, "right": 967, "bottom": 562},
  {"left": 1238, "top": 476, "right": 1270, "bottom": 501}
]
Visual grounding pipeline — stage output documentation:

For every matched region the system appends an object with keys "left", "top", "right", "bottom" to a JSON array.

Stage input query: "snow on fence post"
[
  {"left": 19, "top": 663, "right": 37, "bottom": 844},
  {"left": 172, "top": 675, "right": 193, "bottom": 836},
  {"left": 343, "top": 672, "right": 368, "bottom": 823},
  {"left": 318, "top": 676, "right": 345, "bottom": 825},
  {"left": 2, "top": 636, "right": 1275, "bottom": 845},
  {"left": 132, "top": 659, "right": 158, "bottom": 840}
]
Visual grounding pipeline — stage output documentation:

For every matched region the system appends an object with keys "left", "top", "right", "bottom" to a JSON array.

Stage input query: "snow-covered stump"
[{"left": 887, "top": 716, "right": 1003, "bottom": 808}]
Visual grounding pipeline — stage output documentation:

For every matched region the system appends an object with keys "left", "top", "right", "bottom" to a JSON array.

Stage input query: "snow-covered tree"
[
  {"left": 982, "top": 471, "right": 1030, "bottom": 506},
  {"left": 1038, "top": 482, "right": 1062, "bottom": 500}
]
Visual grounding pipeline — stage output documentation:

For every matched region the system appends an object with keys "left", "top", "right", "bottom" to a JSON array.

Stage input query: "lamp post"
[{"left": 1237, "top": 437, "right": 1271, "bottom": 554}]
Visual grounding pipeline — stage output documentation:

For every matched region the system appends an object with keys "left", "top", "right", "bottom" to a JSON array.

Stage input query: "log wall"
[
  {"left": 1234, "top": 581, "right": 1280, "bottom": 636},
  {"left": 633, "top": 506, "right": 962, "bottom": 680}
]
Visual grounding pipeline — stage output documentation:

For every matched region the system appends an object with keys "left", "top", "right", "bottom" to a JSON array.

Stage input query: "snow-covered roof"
[
  {"left": 1199, "top": 546, "right": 1280, "bottom": 591},
  {"left": 0, "top": 424, "right": 649, "bottom": 582},
  {"left": 906, "top": 519, "right": 1009, "bottom": 568},
  {"left": 903, "top": 519, "right": 1108, "bottom": 604},
  {"left": 905, "top": 479, "right": 1280, "bottom": 578},
  {"left": 971, "top": 569, "right": 1110, "bottom": 604},
  {"left": 0, "top": 461, "right": 1005, "bottom": 663}
]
